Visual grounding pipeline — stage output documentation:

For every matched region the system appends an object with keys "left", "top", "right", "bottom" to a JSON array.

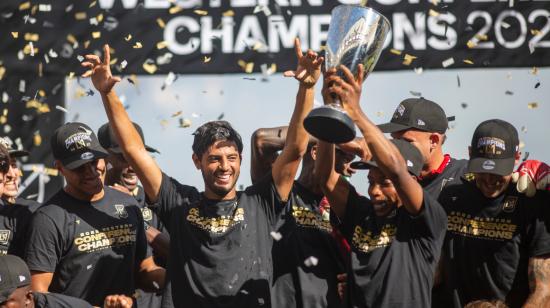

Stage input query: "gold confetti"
[
  {"left": 430, "top": 0, "right": 440, "bottom": 5},
  {"left": 466, "top": 40, "right": 477, "bottom": 48},
  {"left": 474, "top": 34, "right": 488, "bottom": 41},
  {"left": 68, "top": 72, "right": 75, "bottom": 79},
  {"left": 19, "top": 2, "right": 31, "bottom": 10},
  {"left": 75, "top": 12, "right": 87, "bottom": 20},
  {"left": 24, "top": 33, "right": 39, "bottom": 41},
  {"left": 97, "top": 14, "right": 104, "bottom": 22},
  {"left": 531, "top": 29, "right": 541, "bottom": 36},
  {"left": 67, "top": 34, "right": 77, "bottom": 44},
  {"left": 160, "top": 119, "right": 169, "bottom": 128},
  {"left": 128, "top": 74, "right": 138, "bottom": 85},
  {"left": 463, "top": 59, "right": 474, "bottom": 65},
  {"left": 133, "top": 42, "right": 142, "bottom": 49},
  {"left": 0, "top": 66, "right": 5, "bottom": 81},
  {"left": 11, "top": 32, "right": 19, "bottom": 39},
  {"left": 428, "top": 9, "right": 440, "bottom": 17},
  {"left": 156, "top": 41, "right": 168, "bottom": 49},
  {"left": 203, "top": 56, "right": 211, "bottom": 63},
  {"left": 156, "top": 18, "right": 165, "bottom": 28},
  {"left": 169, "top": 5, "right": 183, "bottom": 14},
  {"left": 92, "top": 31, "right": 101, "bottom": 39},
  {"left": 171, "top": 111, "right": 183, "bottom": 117},
  {"left": 179, "top": 118, "right": 192, "bottom": 128},
  {"left": 38, "top": 62, "right": 43, "bottom": 77},
  {"left": 0, "top": 116, "right": 6, "bottom": 125},
  {"left": 390, "top": 49, "right": 402, "bottom": 56},
  {"left": 527, "top": 102, "right": 539, "bottom": 109},
  {"left": 402, "top": 54, "right": 417, "bottom": 66},
  {"left": 89, "top": 1, "right": 97, "bottom": 8},
  {"left": 33, "top": 132, "right": 42, "bottom": 147},
  {"left": 125, "top": 34, "right": 132, "bottom": 41},
  {"left": 252, "top": 42, "right": 264, "bottom": 51},
  {"left": 83, "top": 40, "right": 91, "bottom": 49},
  {"left": 531, "top": 67, "right": 539, "bottom": 75},
  {"left": 23, "top": 43, "right": 38, "bottom": 55},
  {"left": 194, "top": 10, "right": 208, "bottom": 16},
  {"left": 38, "top": 90, "right": 46, "bottom": 97},
  {"left": 222, "top": 10, "right": 235, "bottom": 17},
  {"left": 238, "top": 60, "right": 254, "bottom": 73},
  {"left": 142, "top": 62, "right": 158, "bottom": 74},
  {"left": 109, "top": 58, "right": 118, "bottom": 65}
]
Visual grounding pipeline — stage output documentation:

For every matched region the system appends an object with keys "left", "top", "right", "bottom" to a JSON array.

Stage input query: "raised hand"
[
  {"left": 325, "top": 64, "right": 365, "bottom": 120},
  {"left": 81, "top": 44, "right": 121, "bottom": 94},
  {"left": 283, "top": 38, "right": 324, "bottom": 88}
]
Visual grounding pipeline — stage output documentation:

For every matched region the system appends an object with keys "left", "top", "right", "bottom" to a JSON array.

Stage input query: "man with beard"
[
  {"left": 315, "top": 65, "right": 447, "bottom": 307},
  {"left": 81, "top": 40, "right": 319, "bottom": 307},
  {"left": 0, "top": 138, "right": 40, "bottom": 208},
  {"left": 439, "top": 119, "right": 550, "bottom": 307},
  {"left": 24, "top": 122, "right": 165, "bottom": 307},
  {"left": 97, "top": 122, "right": 169, "bottom": 308}
]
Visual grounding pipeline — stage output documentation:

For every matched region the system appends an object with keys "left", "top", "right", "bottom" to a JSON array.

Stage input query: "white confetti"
[
  {"left": 89, "top": 17, "right": 98, "bottom": 25},
  {"left": 17, "top": 50, "right": 24, "bottom": 60},
  {"left": 528, "top": 41, "right": 535, "bottom": 54},
  {"left": 44, "top": 54, "right": 49, "bottom": 64},
  {"left": 442, "top": 57, "right": 455, "bottom": 68},
  {"left": 77, "top": 55, "right": 84, "bottom": 62},
  {"left": 19, "top": 80, "right": 25, "bottom": 93},
  {"left": 29, "top": 42, "right": 34, "bottom": 56},
  {"left": 2, "top": 92, "right": 8, "bottom": 103},
  {"left": 156, "top": 52, "right": 173, "bottom": 65},
  {"left": 48, "top": 49, "right": 58, "bottom": 58},
  {"left": 191, "top": 113, "right": 201, "bottom": 118},
  {"left": 38, "top": 4, "right": 51, "bottom": 11},
  {"left": 163, "top": 72, "right": 176, "bottom": 87},
  {"left": 270, "top": 231, "right": 282, "bottom": 241},
  {"left": 508, "top": 0, "right": 514, "bottom": 7},
  {"left": 55, "top": 105, "right": 68, "bottom": 113},
  {"left": 152, "top": 281, "right": 160, "bottom": 290},
  {"left": 3, "top": 125, "right": 11, "bottom": 134},
  {"left": 65, "top": 4, "right": 74, "bottom": 12},
  {"left": 414, "top": 67, "right": 423, "bottom": 75},
  {"left": 120, "top": 60, "right": 128, "bottom": 69},
  {"left": 86, "top": 264, "right": 92, "bottom": 270},
  {"left": 501, "top": 22, "right": 511, "bottom": 29},
  {"left": 304, "top": 256, "right": 319, "bottom": 267}
]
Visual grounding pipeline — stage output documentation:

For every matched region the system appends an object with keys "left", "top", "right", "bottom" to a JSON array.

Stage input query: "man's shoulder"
[{"left": 161, "top": 172, "right": 200, "bottom": 198}]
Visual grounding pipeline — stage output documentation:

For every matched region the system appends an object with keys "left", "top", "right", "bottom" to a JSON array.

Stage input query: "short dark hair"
[
  {"left": 192, "top": 121, "right": 243, "bottom": 158},
  {"left": 0, "top": 144, "right": 9, "bottom": 174}
]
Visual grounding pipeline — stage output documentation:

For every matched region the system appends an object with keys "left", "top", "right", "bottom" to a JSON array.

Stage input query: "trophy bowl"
[{"left": 304, "top": 5, "right": 391, "bottom": 144}]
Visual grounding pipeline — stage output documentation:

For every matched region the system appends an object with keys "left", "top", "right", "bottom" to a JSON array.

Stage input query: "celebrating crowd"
[{"left": 0, "top": 40, "right": 548, "bottom": 308}]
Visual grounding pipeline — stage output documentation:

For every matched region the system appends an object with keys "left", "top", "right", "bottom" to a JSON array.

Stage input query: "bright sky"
[{"left": 66, "top": 67, "right": 549, "bottom": 193}]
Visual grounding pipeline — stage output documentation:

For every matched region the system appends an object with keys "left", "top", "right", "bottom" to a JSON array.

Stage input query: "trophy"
[{"left": 304, "top": 5, "right": 391, "bottom": 143}]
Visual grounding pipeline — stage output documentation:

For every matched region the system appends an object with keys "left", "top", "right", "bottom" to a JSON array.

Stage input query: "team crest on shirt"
[
  {"left": 114, "top": 204, "right": 128, "bottom": 218},
  {"left": 502, "top": 196, "right": 518, "bottom": 213},
  {"left": 141, "top": 207, "right": 153, "bottom": 222},
  {"left": 0, "top": 230, "right": 10, "bottom": 245}
]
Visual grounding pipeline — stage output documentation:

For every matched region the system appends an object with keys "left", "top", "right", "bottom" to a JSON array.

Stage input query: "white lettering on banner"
[
  {"left": 234, "top": 15, "right": 268, "bottom": 52},
  {"left": 268, "top": 15, "right": 309, "bottom": 52},
  {"left": 164, "top": 16, "right": 200, "bottom": 54},
  {"left": 200, "top": 17, "right": 234, "bottom": 53},
  {"left": 393, "top": 12, "right": 426, "bottom": 50},
  {"left": 427, "top": 14, "right": 457, "bottom": 50}
]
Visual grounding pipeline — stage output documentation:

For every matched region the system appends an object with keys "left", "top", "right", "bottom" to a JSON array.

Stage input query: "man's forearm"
[{"left": 285, "top": 85, "right": 314, "bottom": 158}]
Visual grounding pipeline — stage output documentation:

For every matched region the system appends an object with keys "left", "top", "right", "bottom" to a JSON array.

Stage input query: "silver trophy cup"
[{"left": 304, "top": 5, "right": 391, "bottom": 143}]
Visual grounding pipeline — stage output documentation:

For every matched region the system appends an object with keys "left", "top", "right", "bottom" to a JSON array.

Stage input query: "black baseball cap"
[
  {"left": 350, "top": 139, "right": 423, "bottom": 177},
  {"left": 378, "top": 98, "right": 450, "bottom": 134},
  {"left": 0, "top": 255, "right": 31, "bottom": 303},
  {"left": 51, "top": 122, "right": 109, "bottom": 170},
  {"left": 97, "top": 122, "right": 159, "bottom": 154},
  {"left": 468, "top": 119, "right": 519, "bottom": 176},
  {"left": 0, "top": 137, "right": 29, "bottom": 158}
]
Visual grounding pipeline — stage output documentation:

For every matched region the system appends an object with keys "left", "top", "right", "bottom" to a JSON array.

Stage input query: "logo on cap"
[
  {"left": 407, "top": 160, "right": 413, "bottom": 167},
  {"left": 18, "top": 275, "right": 25, "bottom": 282},
  {"left": 393, "top": 104, "right": 406, "bottom": 119},
  {"left": 477, "top": 137, "right": 506, "bottom": 155},
  {"left": 80, "top": 152, "right": 94, "bottom": 160},
  {"left": 482, "top": 160, "right": 496, "bottom": 170},
  {"left": 417, "top": 119, "right": 425, "bottom": 126},
  {"left": 65, "top": 132, "right": 93, "bottom": 152}
]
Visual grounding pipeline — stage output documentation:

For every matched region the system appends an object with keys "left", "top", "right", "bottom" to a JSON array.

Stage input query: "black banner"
[{"left": 1, "top": 0, "right": 549, "bottom": 77}]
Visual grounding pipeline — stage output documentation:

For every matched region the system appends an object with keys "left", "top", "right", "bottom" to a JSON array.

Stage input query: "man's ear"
[
  {"left": 192, "top": 154, "right": 201, "bottom": 170},
  {"left": 26, "top": 289, "right": 33, "bottom": 305},
  {"left": 429, "top": 133, "right": 441, "bottom": 150},
  {"left": 514, "top": 151, "right": 521, "bottom": 165},
  {"left": 54, "top": 160, "right": 65, "bottom": 175}
]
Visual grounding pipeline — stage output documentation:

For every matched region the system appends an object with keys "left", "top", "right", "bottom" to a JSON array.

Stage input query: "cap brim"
[
  {"left": 350, "top": 160, "right": 379, "bottom": 170},
  {"left": 61, "top": 149, "right": 110, "bottom": 170},
  {"left": 377, "top": 122, "right": 414, "bottom": 133},
  {"left": 8, "top": 150, "right": 29, "bottom": 158},
  {"left": 467, "top": 157, "right": 515, "bottom": 176},
  {"left": 108, "top": 145, "right": 159, "bottom": 154}
]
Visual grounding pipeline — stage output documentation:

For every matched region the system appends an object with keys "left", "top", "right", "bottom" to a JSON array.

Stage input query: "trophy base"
[{"left": 304, "top": 106, "right": 356, "bottom": 144}]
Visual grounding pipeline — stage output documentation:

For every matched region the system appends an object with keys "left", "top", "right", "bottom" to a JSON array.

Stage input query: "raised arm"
[
  {"left": 82, "top": 45, "right": 163, "bottom": 203},
  {"left": 271, "top": 38, "right": 323, "bottom": 201},
  {"left": 250, "top": 126, "right": 287, "bottom": 184},
  {"left": 524, "top": 255, "right": 550, "bottom": 308},
  {"left": 328, "top": 65, "right": 424, "bottom": 215}
]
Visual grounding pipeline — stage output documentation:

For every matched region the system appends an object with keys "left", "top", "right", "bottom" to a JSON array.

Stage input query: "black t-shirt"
[
  {"left": 0, "top": 199, "right": 40, "bottom": 257},
  {"left": 439, "top": 179, "right": 550, "bottom": 308},
  {"left": 33, "top": 292, "right": 93, "bottom": 308},
  {"left": 148, "top": 172, "right": 282, "bottom": 308},
  {"left": 24, "top": 187, "right": 148, "bottom": 306},
  {"left": 340, "top": 186, "right": 447, "bottom": 308},
  {"left": 419, "top": 158, "right": 468, "bottom": 201},
  {"left": 271, "top": 182, "right": 345, "bottom": 308}
]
